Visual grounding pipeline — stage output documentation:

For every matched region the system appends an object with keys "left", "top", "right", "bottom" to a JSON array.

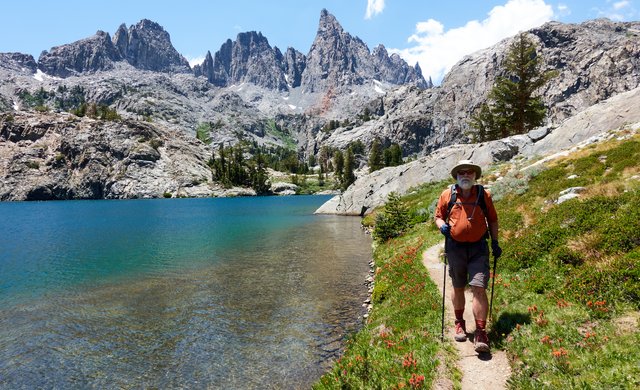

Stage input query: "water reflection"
[{"left": 0, "top": 213, "right": 371, "bottom": 389}]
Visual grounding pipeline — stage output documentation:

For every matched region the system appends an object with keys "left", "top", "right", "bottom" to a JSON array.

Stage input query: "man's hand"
[
  {"left": 440, "top": 223, "right": 451, "bottom": 237},
  {"left": 491, "top": 239, "right": 502, "bottom": 258}
]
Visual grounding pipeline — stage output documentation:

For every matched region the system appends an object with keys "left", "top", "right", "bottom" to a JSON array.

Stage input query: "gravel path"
[{"left": 423, "top": 243, "right": 511, "bottom": 390}]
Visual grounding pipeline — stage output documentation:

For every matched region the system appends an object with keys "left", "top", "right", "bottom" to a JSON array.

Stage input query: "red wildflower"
[
  {"left": 402, "top": 352, "right": 418, "bottom": 369},
  {"left": 409, "top": 373, "right": 425, "bottom": 388}
]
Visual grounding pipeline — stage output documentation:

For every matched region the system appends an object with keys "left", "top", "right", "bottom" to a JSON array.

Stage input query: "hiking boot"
[
  {"left": 454, "top": 319, "right": 467, "bottom": 342},
  {"left": 474, "top": 329, "right": 490, "bottom": 353}
]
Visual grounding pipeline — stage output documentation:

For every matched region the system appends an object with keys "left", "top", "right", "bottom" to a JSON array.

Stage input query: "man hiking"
[{"left": 434, "top": 160, "right": 502, "bottom": 353}]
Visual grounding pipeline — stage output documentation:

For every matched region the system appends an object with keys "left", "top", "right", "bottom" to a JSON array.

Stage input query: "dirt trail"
[{"left": 423, "top": 243, "right": 511, "bottom": 390}]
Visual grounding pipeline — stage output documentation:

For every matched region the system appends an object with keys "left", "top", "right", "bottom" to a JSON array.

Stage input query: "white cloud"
[
  {"left": 556, "top": 3, "right": 571, "bottom": 17},
  {"left": 613, "top": 1, "right": 630, "bottom": 10},
  {"left": 390, "top": 0, "right": 554, "bottom": 85},
  {"left": 596, "top": 0, "right": 636, "bottom": 20},
  {"left": 365, "top": 0, "right": 385, "bottom": 19}
]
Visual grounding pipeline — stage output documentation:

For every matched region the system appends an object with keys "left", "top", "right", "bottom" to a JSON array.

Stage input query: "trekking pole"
[
  {"left": 488, "top": 252, "right": 499, "bottom": 322},
  {"left": 441, "top": 238, "right": 448, "bottom": 342}
]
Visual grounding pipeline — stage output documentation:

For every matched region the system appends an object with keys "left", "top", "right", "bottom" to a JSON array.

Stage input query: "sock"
[
  {"left": 475, "top": 319, "right": 487, "bottom": 331},
  {"left": 454, "top": 309, "right": 464, "bottom": 322}
]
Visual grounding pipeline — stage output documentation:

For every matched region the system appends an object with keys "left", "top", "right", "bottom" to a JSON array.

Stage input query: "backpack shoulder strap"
[
  {"left": 475, "top": 184, "right": 489, "bottom": 218},
  {"left": 445, "top": 184, "right": 457, "bottom": 222}
]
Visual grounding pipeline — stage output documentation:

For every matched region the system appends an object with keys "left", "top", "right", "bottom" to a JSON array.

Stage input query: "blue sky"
[{"left": 1, "top": 0, "right": 637, "bottom": 83}]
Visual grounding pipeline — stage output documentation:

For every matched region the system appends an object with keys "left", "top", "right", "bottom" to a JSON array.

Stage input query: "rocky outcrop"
[
  {"left": 283, "top": 47, "right": 307, "bottom": 88},
  {"left": 270, "top": 181, "right": 298, "bottom": 195},
  {"left": 0, "top": 53, "right": 38, "bottom": 73},
  {"left": 372, "top": 45, "right": 429, "bottom": 87},
  {"left": 38, "top": 31, "right": 122, "bottom": 77},
  {"left": 0, "top": 112, "right": 232, "bottom": 200},
  {"left": 315, "top": 85, "right": 436, "bottom": 155},
  {"left": 315, "top": 86, "right": 640, "bottom": 215}
]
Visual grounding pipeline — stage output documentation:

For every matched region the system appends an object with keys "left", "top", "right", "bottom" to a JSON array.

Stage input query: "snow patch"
[
  {"left": 374, "top": 85, "right": 385, "bottom": 94},
  {"left": 33, "top": 69, "right": 46, "bottom": 81},
  {"left": 33, "top": 69, "right": 60, "bottom": 81},
  {"left": 13, "top": 100, "right": 19, "bottom": 110},
  {"left": 288, "top": 104, "right": 297, "bottom": 110}
]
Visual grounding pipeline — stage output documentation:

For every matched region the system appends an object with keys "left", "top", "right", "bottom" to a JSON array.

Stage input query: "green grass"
[
  {"left": 491, "top": 132, "right": 640, "bottom": 389},
  {"left": 314, "top": 130, "right": 640, "bottom": 389},
  {"left": 314, "top": 228, "right": 460, "bottom": 389},
  {"left": 265, "top": 119, "right": 297, "bottom": 150},
  {"left": 270, "top": 173, "right": 339, "bottom": 194}
]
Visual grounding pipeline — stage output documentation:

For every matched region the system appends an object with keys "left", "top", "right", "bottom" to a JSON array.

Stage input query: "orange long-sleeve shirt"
[{"left": 434, "top": 185, "right": 498, "bottom": 242}]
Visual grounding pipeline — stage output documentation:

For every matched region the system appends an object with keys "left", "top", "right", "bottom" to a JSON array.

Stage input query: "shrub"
[
  {"left": 373, "top": 192, "right": 409, "bottom": 242},
  {"left": 149, "top": 138, "right": 164, "bottom": 150},
  {"left": 196, "top": 122, "right": 212, "bottom": 144},
  {"left": 371, "top": 280, "right": 389, "bottom": 304},
  {"left": 551, "top": 245, "right": 583, "bottom": 266}
]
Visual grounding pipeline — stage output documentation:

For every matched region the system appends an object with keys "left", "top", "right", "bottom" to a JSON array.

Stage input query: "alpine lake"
[{"left": 0, "top": 195, "right": 372, "bottom": 389}]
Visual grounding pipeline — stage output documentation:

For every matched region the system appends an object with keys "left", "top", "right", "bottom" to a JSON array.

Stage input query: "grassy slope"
[{"left": 314, "top": 129, "right": 639, "bottom": 389}]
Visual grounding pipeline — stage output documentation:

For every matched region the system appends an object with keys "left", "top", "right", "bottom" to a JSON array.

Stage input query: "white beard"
[{"left": 457, "top": 177, "right": 475, "bottom": 190}]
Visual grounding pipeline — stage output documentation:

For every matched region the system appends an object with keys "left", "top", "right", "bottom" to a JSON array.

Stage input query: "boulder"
[{"left": 270, "top": 181, "right": 298, "bottom": 195}]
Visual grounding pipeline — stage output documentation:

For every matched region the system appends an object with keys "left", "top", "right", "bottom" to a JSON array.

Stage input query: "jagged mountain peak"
[
  {"left": 115, "top": 19, "right": 191, "bottom": 72},
  {"left": 300, "top": 9, "right": 427, "bottom": 92},
  {"left": 317, "top": 9, "right": 345, "bottom": 35},
  {"left": 197, "top": 30, "right": 288, "bottom": 90},
  {"left": 36, "top": 19, "right": 190, "bottom": 77},
  {"left": 135, "top": 19, "right": 165, "bottom": 30},
  {"left": 234, "top": 31, "right": 272, "bottom": 51},
  {"left": 38, "top": 30, "right": 121, "bottom": 77}
]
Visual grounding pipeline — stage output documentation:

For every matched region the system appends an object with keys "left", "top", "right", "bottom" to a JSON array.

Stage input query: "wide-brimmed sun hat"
[{"left": 451, "top": 159, "right": 482, "bottom": 179}]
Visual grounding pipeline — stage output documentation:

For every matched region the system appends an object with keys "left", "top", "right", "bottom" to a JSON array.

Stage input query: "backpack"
[{"left": 444, "top": 184, "right": 489, "bottom": 224}]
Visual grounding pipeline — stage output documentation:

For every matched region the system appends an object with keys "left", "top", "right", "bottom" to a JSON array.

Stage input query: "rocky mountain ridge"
[
  {"left": 22, "top": 10, "right": 426, "bottom": 93},
  {"left": 1, "top": 15, "right": 640, "bottom": 200},
  {"left": 38, "top": 19, "right": 192, "bottom": 77}
]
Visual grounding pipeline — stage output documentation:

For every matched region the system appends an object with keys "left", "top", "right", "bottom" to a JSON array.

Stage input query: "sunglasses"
[{"left": 457, "top": 169, "right": 476, "bottom": 176}]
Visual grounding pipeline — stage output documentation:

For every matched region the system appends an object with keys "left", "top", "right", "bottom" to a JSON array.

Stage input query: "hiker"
[{"left": 434, "top": 159, "right": 501, "bottom": 353}]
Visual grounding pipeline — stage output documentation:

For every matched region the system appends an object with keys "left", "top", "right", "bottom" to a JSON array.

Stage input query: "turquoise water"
[{"left": 0, "top": 196, "right": 372, "bottom": 389}]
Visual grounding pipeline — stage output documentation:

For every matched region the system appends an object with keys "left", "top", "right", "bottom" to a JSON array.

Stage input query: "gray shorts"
[{"left": 446, "top": 238, "right": 490, "bottom": 289}]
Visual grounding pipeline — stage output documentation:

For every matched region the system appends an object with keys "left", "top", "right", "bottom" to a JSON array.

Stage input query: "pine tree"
[
  {"left": 368, "top": 138, "right": 384, "bottom": 173},
  {"left": 470, "top": 33, "right": 556, "bottom": 141},
  {"left": 385, "top": 143, "right": 403, "bottom": 166},
  {"left": 342, "top": 147, "right": 356, "bottom": 191},
  {"left": 333, "top": 149, "right": 344, "bottom": 179},
  {"left": 373, "top": 192, "right": 409, "bottom": 242},
  {"left": 318, "top": 146, "right": 332, "bottom": 173},
  {"left": 383, "top": 148, "right": 392, "bottom": 167},
  {"left": 250, "top": 150, "right": 270, "bottom": 194}
]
